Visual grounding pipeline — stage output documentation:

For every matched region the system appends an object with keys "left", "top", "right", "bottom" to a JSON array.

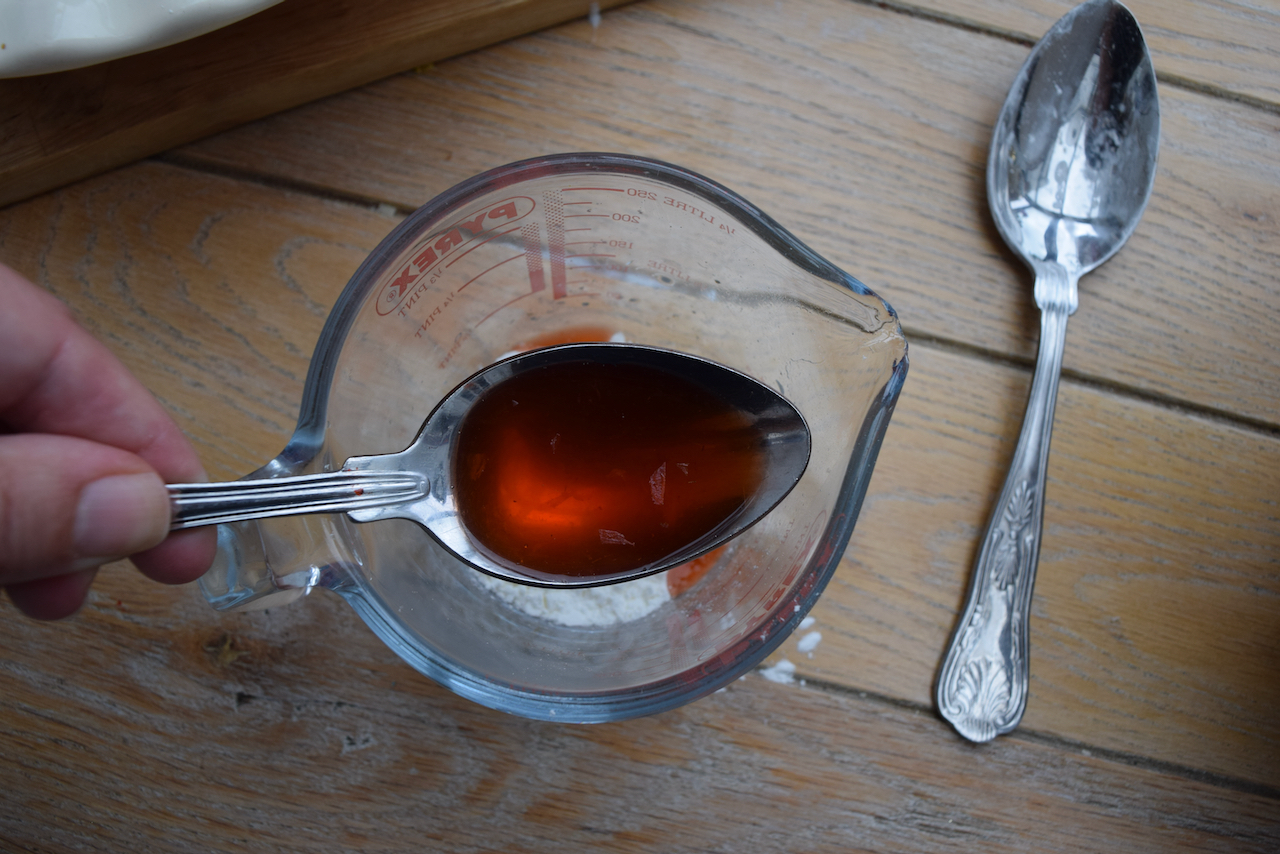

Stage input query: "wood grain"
[
  {"left": 910, "top": 0, "right": 1280, "bottom": 107},
  {"left": 0, "top": 162, "right": 392, "bottom": 480},
  {"left": 1, "top": 0, "right": 1276, "bottom": 848},
  {"left": 1, "top": 156, "right": 1276, "bottom": 790},
  {"left": 2, "top": 570, "right": 1278, "bottom": 852},
  {"left": 0, "top": 0, "right": 632, "bottom": 210},
  {"left": 172, "top": 0, "right": 1280, "bottom": 429},
  {"left": 789, "top": 343, "right": 1280, "bottom": 788}
]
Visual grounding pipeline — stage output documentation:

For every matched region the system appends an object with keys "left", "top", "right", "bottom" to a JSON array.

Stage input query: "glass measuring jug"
[{"left": 198, "top": 153, "right": 909, "bottom": 722}]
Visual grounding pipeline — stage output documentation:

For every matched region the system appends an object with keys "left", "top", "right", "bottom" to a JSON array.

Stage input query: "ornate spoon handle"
[{"left": 936, "top": 268, "right": 1074, "bottom": 742}]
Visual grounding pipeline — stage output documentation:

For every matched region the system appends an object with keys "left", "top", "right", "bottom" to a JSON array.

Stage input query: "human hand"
[{"left": 0, "top": 263, "right": 216, "bottom": 619}]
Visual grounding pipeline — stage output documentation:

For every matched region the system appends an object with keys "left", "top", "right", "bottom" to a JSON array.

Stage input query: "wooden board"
[
  {"left": 2, "top": 153, "right": 1277, "bottom": 794},
  {"left": 1, "top": 0, "right": 1277, "bottom": 848},
  {"left": 4, "top": 577, "right": 1279, "bottom": 852},
  {"left": 173, "top": 0, "right": 1280, "bottom": 429},
  {"left": 815, "top": 343, "right": 1280, "bottom": 787},
  {"left": 916, "top": 0, "right": 1280, "bottom": 107},
  {"left": 0, "top": 0, "right": 632, "bottom": 210}
]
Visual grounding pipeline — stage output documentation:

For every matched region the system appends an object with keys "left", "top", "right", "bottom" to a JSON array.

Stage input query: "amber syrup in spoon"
[{"left": 454, "top": 359, "right": 767, "bottom": 581}]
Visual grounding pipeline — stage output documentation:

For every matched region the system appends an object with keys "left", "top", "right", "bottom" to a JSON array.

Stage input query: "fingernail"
[{"left": 74, "top": 473, "right": 169, "bottom": 560}]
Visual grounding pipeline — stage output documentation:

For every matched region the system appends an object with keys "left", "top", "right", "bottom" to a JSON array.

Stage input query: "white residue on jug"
[
  {"left": 759, "top": 658, "right": 797, "bottom": 684},
  {"left": 476, "top": 571, "right": 670, "bottom": 626},
  {"left": 797, "top": 630, "right": 822, "bottom": 656}
]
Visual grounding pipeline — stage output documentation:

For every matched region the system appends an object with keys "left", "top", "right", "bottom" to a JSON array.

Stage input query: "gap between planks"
[
  {"left": 861, "top": 0, "right": 1280, "bottom": 115},
  {"left": 758, "top": 668, "right": 1280, "bottom": 803},
  {"left": 150, "top": 148, "right": 1280, "bottom": 444}
]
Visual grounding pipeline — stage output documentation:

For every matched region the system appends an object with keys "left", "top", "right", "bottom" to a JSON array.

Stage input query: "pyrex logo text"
[{"left": 376, "top": 196, "right": 536, "bottom": 316}]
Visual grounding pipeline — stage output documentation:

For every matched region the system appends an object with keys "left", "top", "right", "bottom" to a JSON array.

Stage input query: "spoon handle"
[
  {"left": 936, "top": 286, "right": 1072, "bottom": 742},
  {"left": 168, "top": 470, "right": 429, "bottom": 530}
]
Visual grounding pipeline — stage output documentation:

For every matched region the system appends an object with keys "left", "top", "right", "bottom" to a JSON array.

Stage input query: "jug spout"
[{"left": 198, "top": 514, "right": 363, "bottom": 611}]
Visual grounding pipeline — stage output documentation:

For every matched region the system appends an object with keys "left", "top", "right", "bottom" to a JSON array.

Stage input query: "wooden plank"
[
  {"left": 788, "top": 342, "right": 1280, "bottom": 789},
  {"left": 172, "top": 0, "right": 1280, "bottom": 430},
  {"left": 0, "top": 163, "right": 391, "bottom": 480},
  {"left": 904, "top": 0, "right": 1280, "bottom": 107},
  {"left": 0, "top": 0, "right": 632, "bottom": 210},
  {"left": 1, "top": 158, "right": 1275, "bottom": 788},
  {"left": 2, "top": 0, "right": 1275, "bottom": 846},
  {"left": 2, "top": 571, "right": 1278, "bottom": 852}
]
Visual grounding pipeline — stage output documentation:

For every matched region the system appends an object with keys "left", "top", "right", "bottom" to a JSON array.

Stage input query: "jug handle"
[{"left": 198, "top": 513, "right": 368, "bottom": 612}]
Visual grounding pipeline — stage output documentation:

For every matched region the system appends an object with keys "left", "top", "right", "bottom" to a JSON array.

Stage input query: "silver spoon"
[
  {"left": 167, "top": 343, "right": 811, "bottom": 589},
  {"left": 935, "top": 0, "right": 1159, "bottom": 742}
]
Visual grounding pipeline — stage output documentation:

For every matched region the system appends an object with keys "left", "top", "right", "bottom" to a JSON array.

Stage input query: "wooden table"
[{"left": 2, "top": 0, "right": 1277, "bottom": 849}]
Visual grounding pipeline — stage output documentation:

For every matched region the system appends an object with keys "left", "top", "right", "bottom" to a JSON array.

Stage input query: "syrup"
[{"left": 454, "top": 359, "right": 767, "bottom": 581}]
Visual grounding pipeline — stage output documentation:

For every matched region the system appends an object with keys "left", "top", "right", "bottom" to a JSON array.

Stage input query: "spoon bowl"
[
  {"left": 936, "top": 0, "right": 1159, "bottom": 742},
  {"left": 987, "top": 0, "right": 1159, "bottom": 282},
  {"left": 169, "top": 343, "right": 811, "bottom": 588}
]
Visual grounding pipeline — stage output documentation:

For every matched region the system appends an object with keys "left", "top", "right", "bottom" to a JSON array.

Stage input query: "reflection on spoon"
[
  {"left": 168, "top": 343, "right": 811, "bottom": 589},
  {"left": 935, "top": 0, "right": 1160, "bottom": 742}
]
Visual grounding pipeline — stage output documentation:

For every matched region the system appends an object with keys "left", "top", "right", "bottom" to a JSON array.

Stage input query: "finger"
[
  {"left": 131, "top": 527, "right": 217, "bottom": 586},
  {"left": 0, "top": 264, "right": 217, "bottom": 585},
  {"left": 4, "top": 569, "right": 98, "bottom": 621},
  {"left": 0, "top": 263, "right": 207, "bottom": 486},
  {"left": 0, "top": 434, "right": 170, "bottom": 584}
]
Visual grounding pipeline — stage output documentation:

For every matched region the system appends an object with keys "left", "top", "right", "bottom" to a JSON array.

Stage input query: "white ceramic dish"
[{"left": 0, "top": 0, "right": 283, "bottom": 78}]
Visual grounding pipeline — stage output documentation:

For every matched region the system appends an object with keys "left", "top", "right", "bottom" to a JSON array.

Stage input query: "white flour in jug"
[{"left": 476, "top": 571, "right": 670, "bottom": 627}]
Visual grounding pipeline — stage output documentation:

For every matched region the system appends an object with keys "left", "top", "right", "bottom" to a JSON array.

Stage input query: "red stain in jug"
[
  {"left": 666, "top": 544, "right": 729, "bottom": 597},
  {"left": 512, "top": 325, "right": 616, "bottom": 350}
]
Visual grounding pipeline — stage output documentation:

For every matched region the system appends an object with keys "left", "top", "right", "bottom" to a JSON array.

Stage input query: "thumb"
[{"left": 0, "top": 433, "right": 171, "bottom": 592}]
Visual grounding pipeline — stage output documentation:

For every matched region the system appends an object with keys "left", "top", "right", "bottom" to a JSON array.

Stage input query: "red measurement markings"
[
  {"left": 566, "top": 251, "right": 617, "bottom": 285},
  {"left": 566, "top": 255, "right": 617, "bottom": 272},
  {"left": 521, "top": 223, "right": 545, "bottom": 293},
  {"left": 412, "top": 288, "right": 462, "bottom": 338},
  {"left": 543, "top": 190, "right": 567, "bottom": 299},
  {"left": 456, "top": 253, "right": 525, "bottom": 293},
  {"left": 474, "top": 288, "right": 540, "bottom": 330},
  {"left": 443, "top": 225, "right": 521, "bottom": 269}
]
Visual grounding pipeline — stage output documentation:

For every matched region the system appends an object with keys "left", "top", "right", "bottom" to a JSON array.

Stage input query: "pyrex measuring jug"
[{"left": 199, "top": 153, "right": 908, "bottom": 722}]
